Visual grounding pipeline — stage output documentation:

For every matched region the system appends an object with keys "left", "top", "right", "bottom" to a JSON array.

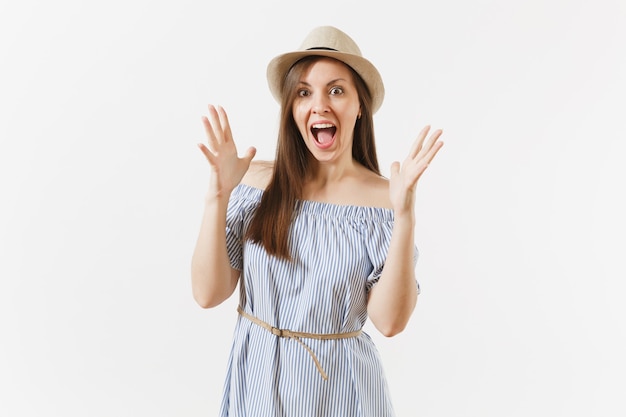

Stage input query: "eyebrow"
[{"left": 297, "top": 78, "right": 348, "bottom": 87}]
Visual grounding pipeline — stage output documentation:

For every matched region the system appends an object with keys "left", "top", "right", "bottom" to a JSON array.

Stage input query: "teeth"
[{"left": 312, "top": 123, "right": 334, "bottom": 129}]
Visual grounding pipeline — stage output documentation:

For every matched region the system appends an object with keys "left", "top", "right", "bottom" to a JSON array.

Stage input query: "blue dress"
[{"left": 219, "top": 183, "right": 418, "bottom": 417}]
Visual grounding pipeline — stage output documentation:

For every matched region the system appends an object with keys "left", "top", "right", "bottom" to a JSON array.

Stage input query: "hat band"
[{"left": 306, "top": 47, "right": 338, "bottom": 51}]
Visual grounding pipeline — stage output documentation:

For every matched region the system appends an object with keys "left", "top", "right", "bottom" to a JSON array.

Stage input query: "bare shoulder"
[
  {"left": 358, "top": 172, "right": 393, "bottom": 209},
  {"left": 241, "top": 160, "right": 274, "bottom": 190}
]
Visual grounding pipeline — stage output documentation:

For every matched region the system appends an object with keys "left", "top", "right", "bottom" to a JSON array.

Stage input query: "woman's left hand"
[{"left": 389, "top": 125, "right": 444, "bottom": 215}]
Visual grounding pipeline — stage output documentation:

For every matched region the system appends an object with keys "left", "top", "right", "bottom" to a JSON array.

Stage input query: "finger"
[
  {"left": 197, "top": 143, "right": 217, "bottom": 166},
  {"left": 389, "top": 161, "right": 400, "bottom": 179},
  {"left": 415, "top": 129, "right": 443, "bottom": 162},
  {"left": 206, "top": 105, "right": 225, "bottom": 144},
  {"left": 201, "top": 115, "right": 219, "bottom": 152},
  {"left": 217, "top": 106, "right": 233, "bottom": 143},
  {"left": 409, "top": 125, "right": 430, "bottom": 159},
  {"left": 242, "top": 146, "right": 257, "bottom": 164},
  {"left": 423, "top": 140, "right": 444, "bottom": 166},
  {"left": 423, "top": 129, "right": 443, "bottom": 153}
]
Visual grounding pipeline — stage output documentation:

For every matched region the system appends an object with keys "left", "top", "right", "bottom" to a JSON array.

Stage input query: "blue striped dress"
[{"left": 219, "top": 183, "right": 418, "bottom": 417}]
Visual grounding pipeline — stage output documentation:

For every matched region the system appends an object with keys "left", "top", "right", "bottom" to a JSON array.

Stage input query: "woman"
[{"left": 192, "top": 26, "right": 443, "bottom": 417}]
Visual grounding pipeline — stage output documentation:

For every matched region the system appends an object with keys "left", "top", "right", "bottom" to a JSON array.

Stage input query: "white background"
[{"left": 1, "top": 0, "right": 625, "bottom": 416}]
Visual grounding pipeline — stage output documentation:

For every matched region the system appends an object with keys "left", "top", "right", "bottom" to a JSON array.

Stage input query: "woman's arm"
[
  {"left": 191, "top": 105, "right": 256, "bottom": 308},
  {"left": 367, "top": 212, "right": 419, "bottom": 336},
  {"left": 191, "top": 195, "right": 240, "bottom": 308},
  {"left": 368, "top": 125, "right": 443, "bottom": 336}
]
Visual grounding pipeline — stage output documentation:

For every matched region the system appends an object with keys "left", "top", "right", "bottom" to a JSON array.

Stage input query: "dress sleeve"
[
  {"left": 225, "top": 185, "right": 259, "bottom": 271},
  {"left": 363, "top": 217, "right": 420, "bottom": 294}
]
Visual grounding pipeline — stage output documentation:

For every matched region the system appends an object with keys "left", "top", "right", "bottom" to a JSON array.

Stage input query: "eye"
[
  {"left": 330, "top": 86, "right": 344, "bottom": 95},
  {"left": 297, "top": 88, "right": 310, "bottom": 97}
]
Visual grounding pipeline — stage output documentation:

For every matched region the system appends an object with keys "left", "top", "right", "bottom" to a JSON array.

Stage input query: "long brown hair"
[{"left": 246, "top": 56, "right": 381, "bottom": 260}]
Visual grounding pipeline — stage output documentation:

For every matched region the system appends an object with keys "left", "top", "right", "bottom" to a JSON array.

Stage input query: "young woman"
[{"left": 192, "top": 26, "right": 443, "bottom": 417}]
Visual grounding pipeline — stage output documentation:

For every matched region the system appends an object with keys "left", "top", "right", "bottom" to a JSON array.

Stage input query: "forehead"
[{"left": 300, "top": 57, "right": 354, "bottom": 83}]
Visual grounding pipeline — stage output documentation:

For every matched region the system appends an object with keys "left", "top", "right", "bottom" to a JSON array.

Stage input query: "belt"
[{"left": 237, "top": 306, "right": 362, "bottom": 380}]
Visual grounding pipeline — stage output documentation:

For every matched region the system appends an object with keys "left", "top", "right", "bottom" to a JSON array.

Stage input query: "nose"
[{"left": 311, "top": 94, "right": 330, "bottom": 114}]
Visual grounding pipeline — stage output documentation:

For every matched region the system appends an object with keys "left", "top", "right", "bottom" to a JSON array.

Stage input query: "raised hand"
[
  {"left": 389, "top": 125, "right": 444, "bottom": 215},
  {"left": 198, "top": 105, "right": 256, "bottom": 199}
]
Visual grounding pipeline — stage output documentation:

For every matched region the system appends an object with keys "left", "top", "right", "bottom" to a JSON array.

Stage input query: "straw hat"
[{"left": 266, "top": 26, "right": 385, "bottom": 114}]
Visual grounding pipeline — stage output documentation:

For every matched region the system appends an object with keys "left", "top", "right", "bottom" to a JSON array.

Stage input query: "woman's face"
[{"left": 292, "top": 58, "right": 361, "bottom": 166}]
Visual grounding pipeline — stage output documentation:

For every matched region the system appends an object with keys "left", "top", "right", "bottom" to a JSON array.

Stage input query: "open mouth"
[{"left": 311, "top": 123, "right": 337, "bottom": 145}]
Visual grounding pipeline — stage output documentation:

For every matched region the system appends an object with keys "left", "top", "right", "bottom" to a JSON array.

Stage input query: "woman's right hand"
[{"left": 198, "top": 105, "right": 256, "bottom": 199}]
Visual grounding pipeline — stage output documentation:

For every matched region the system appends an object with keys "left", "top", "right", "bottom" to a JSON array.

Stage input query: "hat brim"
[{"left": 266, "top": 50, "right": 385, "bottom": 114}]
